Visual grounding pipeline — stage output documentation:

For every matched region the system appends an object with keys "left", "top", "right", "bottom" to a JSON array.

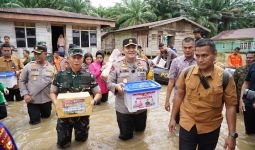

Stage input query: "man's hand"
[
  {"left": 224, "top": 136, "right": 236, "bottom": 150},
  {"left": 116, "top": 83, "right": 125, "bottom": 95},
  {"left": 168, "top": 119, "right": 176, "bottom": 134},
  {"left": 24, "top": 94, "right": 32, "bottom": 103},
  {"left": 3, "top": 88, "right": 9, "bottom": 95},
  {"left": 165, "top": 100, "right": 170, "bottom": 112},
  {"left": 239, "top": 99, "right": 246, "bottom": 113}
]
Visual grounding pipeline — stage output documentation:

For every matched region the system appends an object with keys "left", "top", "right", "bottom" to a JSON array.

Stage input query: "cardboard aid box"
[
  {"left": 124, "top": 80, "right": 161, "bottom": 112},
  {"left": 56, "top": 92, "right": 92, "bottom": 118}
]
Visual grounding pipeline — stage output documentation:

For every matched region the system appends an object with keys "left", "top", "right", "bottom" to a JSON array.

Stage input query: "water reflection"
[{"left": 1, "top": 86, "right": 255, "bottom": 150}]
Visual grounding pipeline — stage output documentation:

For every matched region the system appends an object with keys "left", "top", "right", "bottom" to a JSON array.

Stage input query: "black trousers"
[
  {"left": 101, "top": 92, "right": 109, "bottom": 102},
  {"left": 56, "top": 116, "right": 90, "bottom": 147},
  {"left": 0, "top": 102, "right": 7, "bottom": 120},
  {"left": 243, "top": 106, "right": 255, "bottom": 134},
  {"left": 4, "top": 88, "right": 23, "bottom": 101},
  {"left": 116, "top": 110, "right": 147, "bottom": 140},
  {"left": 27, "top": 101, "right": 52, "bottom": 124},
  {"left": 179, "top": 126, "right": 220, "bottom": 150}
]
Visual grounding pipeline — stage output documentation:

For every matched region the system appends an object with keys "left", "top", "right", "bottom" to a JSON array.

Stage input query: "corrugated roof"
[
  {"left": 212, "top": 28, "right": 255, "bottom": 40},
  {"left": 115, "top": 16, "right": 211, "bottom": 32},
  {"left": 0, "top": 8, "right": 114, "bottom": 22}
]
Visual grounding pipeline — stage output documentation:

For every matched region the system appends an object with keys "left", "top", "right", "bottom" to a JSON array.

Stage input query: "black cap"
[
  {"left": 123, "top": 38, "right": 137, "bottom": 47},
  {"left": 32, "top": 45, "right": 47, "bottom": 54},
  {"left": 193, "top": 28, "right": 202, "bottom": 33}
]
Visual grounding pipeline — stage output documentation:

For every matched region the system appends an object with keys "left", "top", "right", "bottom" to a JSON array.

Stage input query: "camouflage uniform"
[
  {"left": 51, "top": 67, "right": 100, "bottom": 147},
  {"left": 234, "top": 65, "right": 250, "bottom": 112}
]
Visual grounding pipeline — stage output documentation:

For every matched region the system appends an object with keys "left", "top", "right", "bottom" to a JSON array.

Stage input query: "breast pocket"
[
  {"left": 118, "top": 72, "right": 129, "bottom": 83},
  {"left": 208, "top": 85, "right": 223, "bottom": 107},
  {"left": 42, "top": 71, "right": 54, "bottom": 82},
  {"left": 186, "top": 82, "right": 199, "bottom": 102}
]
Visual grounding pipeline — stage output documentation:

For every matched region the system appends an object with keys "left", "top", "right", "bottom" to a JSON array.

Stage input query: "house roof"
[
  {"left": 212, "top": 28, "right": 255, "bottom": 40},
  {"left": 115, "top": 16, "right": 211, "bottom": 32},
  {"left": 0, "top": 8, "right": 114, "bottom": 22}
]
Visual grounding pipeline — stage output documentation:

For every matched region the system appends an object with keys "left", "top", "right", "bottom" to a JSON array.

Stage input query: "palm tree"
[
  {"left": 183, "top": 0, "right": 255, "bottom": 36},
  {"left": 0, "top": 0, "right": 65, "bottom": 9},
  {"left": 62, "top": 0, "right": 93, "bottom": 15},
  {"left": 116, "top": 0, "right": 157, "bottom": 28},
  {"left": 145, "top": 0, "right": 181, "bottom": 20}
]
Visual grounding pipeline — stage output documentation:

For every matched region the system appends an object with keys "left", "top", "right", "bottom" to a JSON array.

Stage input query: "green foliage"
[{"left": 0, "top": 0, "right": 254, "bottom": 35}]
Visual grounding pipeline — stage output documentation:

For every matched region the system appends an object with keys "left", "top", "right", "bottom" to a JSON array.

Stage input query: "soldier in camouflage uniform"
[
  {"left": 234, "top": 51, "right": 255, "bottom": 113},
  {"left": 50, "top": 47, "right": 101, "bottom": 148},
  {"left": 107, "top": 38, "right": 149, "bottom": 140}
]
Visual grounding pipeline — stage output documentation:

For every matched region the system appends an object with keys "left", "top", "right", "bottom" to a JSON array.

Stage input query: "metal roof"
[{"left": 212, "top": 28, "right": 255, "bottom": 40}]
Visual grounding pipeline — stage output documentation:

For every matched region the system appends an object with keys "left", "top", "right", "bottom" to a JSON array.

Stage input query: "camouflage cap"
[
  {"left": 37, "top": 41, "right": 47, "bottom": 46},
  {"left": 69, "top": 47, "right": 83, "bottom": 56},
  {"left": 32, "top": 45, "right": 47, "bottom": 54}
]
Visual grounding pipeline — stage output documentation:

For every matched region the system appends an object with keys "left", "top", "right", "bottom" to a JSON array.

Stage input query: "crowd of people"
[{"left": 0, "top": 28, "right": 255, "bottom": 150}]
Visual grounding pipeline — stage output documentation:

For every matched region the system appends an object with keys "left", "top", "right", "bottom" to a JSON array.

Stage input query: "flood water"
[{"left": 1, "top": 85, "right": 255, "bottom": 150}]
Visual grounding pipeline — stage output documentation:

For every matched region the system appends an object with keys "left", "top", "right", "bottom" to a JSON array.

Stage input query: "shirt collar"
[
  {"left": 192, "top": 65, "right": 218, "bottom": 79},
  {"left": 184, "top": 56, "right": 195, "bottom": 62},
  {"left": 3, "top": 56, "right": 13, "bottom": 62}
]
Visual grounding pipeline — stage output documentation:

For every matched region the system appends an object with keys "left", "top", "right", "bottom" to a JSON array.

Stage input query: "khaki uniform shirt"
[
  {"left": 19, "top": 61, "right": 54, "bottom": 104},
  {"left": 107, "top": 58, "right": 149, "bottom": 114},
  {"left": 0, "top": 56, "right": 24, "bottom": 88},
  {"left": 176, "top": 65, "right": 237, "bottom": 134}
]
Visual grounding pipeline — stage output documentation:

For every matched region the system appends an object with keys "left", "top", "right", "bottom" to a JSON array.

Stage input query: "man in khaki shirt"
[
  {"left": 0, "top": 43, "right": 24, "bottom": 101},
  {"left": 169, "top": 39, "right": 237, "bottom": 150}
]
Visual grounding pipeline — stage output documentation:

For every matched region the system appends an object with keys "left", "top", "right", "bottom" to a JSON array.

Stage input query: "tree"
[
  {"left": 182, "top": 0, "right": 255, "bottom": 36},
  {"left": 116, "top": 0, "right": 157, "bottom": 28},
  {"left": 62, "top": 0, "right": 93, "bottom": 15},
  {"left": 145, "top": 0, "right": 181, "bottom": 20},
  {"left": 0, "top": 0, "right": 65, "bottom": 9}
]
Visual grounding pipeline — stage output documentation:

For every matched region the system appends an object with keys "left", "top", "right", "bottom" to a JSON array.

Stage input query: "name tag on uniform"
[
  {"left": 31, "top": 71, "right": 39, "bottom": 76},
  {"left": 137, "top": 72, "right": 146, "bottom": 77}
]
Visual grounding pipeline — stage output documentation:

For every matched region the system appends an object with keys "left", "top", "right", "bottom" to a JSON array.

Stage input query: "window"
[
  {"left": 72, "top": 30, "right": 80, "bottom": 46},
  {"left": 81, "top": 31, "right": 89, "bottom": 47},
  {"left": 15, "top": 23, "right": 36, "bottom": 48},
  {"left": 90, "top": 31, "right": 97, "bottom": 47},
  {"left": 72, "top": 26, "right": 97, "bottom": 48}
]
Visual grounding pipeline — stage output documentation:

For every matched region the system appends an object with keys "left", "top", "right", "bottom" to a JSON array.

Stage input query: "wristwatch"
[{"left": 229, "top": 132, "right": 238, "bottom": 138}]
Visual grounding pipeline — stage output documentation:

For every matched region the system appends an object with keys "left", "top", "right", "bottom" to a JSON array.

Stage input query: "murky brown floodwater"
[{"left": 1, "top": 85, "right": 255, "bottom": 150}]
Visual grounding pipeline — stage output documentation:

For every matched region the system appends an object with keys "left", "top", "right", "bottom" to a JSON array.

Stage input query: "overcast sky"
[{"left": 91, "top": 0, "right": 121, "bottom": 8}]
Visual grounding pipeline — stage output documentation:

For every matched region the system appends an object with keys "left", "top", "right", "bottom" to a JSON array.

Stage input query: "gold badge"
[
  {"left": 129, "top": 39, "right": 133, "bottom": 44},
  {"left": 32, "top": 76, "right": 37, "bottom": 80},
  {"left": 123, "top": 78, "right": 128, "bottom": 83}
]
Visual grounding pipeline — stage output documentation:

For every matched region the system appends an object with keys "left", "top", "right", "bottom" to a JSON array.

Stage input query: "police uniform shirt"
[
  {"left": 107, "top": 58, "right": 149, "bottom": 114},
  {"left": 19, "top": 61, "right": 54, "bottom": 104}
]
